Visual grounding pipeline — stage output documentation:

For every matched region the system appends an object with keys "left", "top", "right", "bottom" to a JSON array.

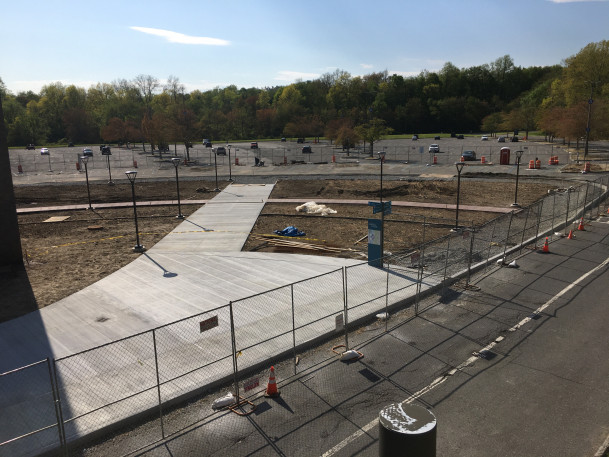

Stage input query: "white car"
[
  {"left": 481, "top": 136, "right": 489, "bottom": 141},
  {"left": 40, "top": 147, "right": 49, "bottom": 155},
  {"left": 429, "top": 144, "right": 440, "bottom": 153}
]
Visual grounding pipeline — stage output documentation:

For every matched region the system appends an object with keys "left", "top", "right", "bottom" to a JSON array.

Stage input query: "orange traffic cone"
[
  {"left": 265, "top": 366, "right": 280, "bottom": 397},
  {"left": 577, "top": 217, "right": 585, "bottom": 231},
  {"left": 567, "top": 230, "right": 574, "bottom": 240},
  {"left": 542, "top": 237, "right": 549, "bottom": 253}
]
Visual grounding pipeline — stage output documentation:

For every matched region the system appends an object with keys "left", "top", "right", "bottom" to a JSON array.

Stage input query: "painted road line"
[{"left": 321, "top": 255, "right": 609, "bottom": 457}]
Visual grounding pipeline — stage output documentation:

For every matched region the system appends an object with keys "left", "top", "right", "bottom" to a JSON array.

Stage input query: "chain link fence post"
[{"left": 151, "top": 329, "right": 165, "bottom": 439}]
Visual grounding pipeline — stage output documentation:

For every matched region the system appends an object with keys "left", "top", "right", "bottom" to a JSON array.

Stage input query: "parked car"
[
  {"left": 250, "top": 142, "right": 258, "bottom": 149},
  {"left": 40, "top": 147, "right": 49, "bottom": 155},
  {"left": 281, "top": 137, "right": 286, "bottom": 142},
  {"left": 481, "top": 136, "right": 489, "bottom": 141},
  {"left": 456, "top": 134, "right": 464, "bottom": 139},
  {"left": 461, "top": 150, "right": 477, "bottom": 161},
  {"left": 412, "top": 135, "right": 419, "bottom": 141},
  {"left": 498, "top": 136, "right": 506, "bottom": 143},
  {"left": 511, "top": 136, "right": 519, "bottom": 142},
  {"left": 429, "top": 144, "right": 440, "bottom": 153},
  {"left": 203, "top": 139, "right": 212, "bottom": 147},
  {"left": 26, "top": 143, "right": 35, "bottom": 150},
  {"left": 101, "top": 146, "right": 111, "bottom": 155},
  {"left": 297, "top": 138, "right": 305, "bottom": 143},
  {"left": 82, "top": 148, "right": 93, "bottom": 157},
  {"left": 434, "top": 136, "right": 441, "bottom": 140},
  {"left": 302, "top": 146, "right": 312, "bottom": 154},
  {"left": 215, "top": 146, "right": 227, "bottom": 155}
]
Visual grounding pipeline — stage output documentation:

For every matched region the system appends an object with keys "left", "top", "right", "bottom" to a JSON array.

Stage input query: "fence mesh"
[
  {"left": 0, "top": 359, "right": 61, "bottom": 457},
  {"left": 4, "top": 175, "right": 609, "bottom": 457}
]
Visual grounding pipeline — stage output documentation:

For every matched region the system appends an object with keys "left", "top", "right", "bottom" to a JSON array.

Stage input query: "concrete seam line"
[{"left": 321, "top": 254, "right": 609, "bottom": 457}]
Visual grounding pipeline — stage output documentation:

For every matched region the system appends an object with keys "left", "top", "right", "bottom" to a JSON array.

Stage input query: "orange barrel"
[
  {"left": 433, "top": 155, "right": 438, "bottom": 165},
  {"left": 529, "top": 160, "right": 535, "bottom": 169},
  {"left": 18, "top": 164, "right": 23, "bottom": 173},
  {"left": 76, "top": 162, "right": 80, "bottom": 171},
  {"left": 133, "top": 160, "right": 138, "bottom": 168},
  {"left": 460, "top": 155, "right": 465, "bottom": 162},
  {"left": 235, "top": 157, "right": 239, "bottom": 165},
  {"left": 332, "top": 155, "right": 336, "bottom": 163},
  {"left": 584, "top": 162, "right": 591, "bottom": 173},
  {"left": 554, "top": 156, "right": 559, "bottom": 165},
  {"left": 548, "top": 157, "right": 554, "bottom": 165},
  {"left": 481, "top": 156, "right": 486, "bottom": 164},
  {"left": 535, "top": 159, "right": 541, "bottom": 169}
]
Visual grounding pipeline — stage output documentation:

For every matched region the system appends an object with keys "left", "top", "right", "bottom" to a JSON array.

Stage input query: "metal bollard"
[{"left": 379, "top": 402, "right": 436, "bottom": 457}]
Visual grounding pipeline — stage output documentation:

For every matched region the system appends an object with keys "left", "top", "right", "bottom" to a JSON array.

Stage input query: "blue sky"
[{"left": 2, "top": 0, "right": 609, "bottom": 95}]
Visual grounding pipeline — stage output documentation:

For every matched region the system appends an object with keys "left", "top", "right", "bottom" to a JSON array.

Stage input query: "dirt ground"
[{"left": 5, "top": 178, "right": 552, "bottom": 321}]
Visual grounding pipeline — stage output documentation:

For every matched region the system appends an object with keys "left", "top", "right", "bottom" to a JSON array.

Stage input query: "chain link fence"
[{"left": 2, "top": 176, "right": 608, "bottom": 456}]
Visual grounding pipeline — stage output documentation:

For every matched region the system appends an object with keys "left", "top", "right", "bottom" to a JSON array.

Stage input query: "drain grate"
[{"left": 95, "top": 316, "right": 110, "bottom": 323}]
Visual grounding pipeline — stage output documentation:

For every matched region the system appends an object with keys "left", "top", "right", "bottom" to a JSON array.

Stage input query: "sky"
[{"left": 2, "top": 0, "right": 609, "bottom": 95}]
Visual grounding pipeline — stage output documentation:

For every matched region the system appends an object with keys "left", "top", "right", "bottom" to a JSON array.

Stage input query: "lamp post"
[
  {"left": 453, "top": 162, "right": 465, "bottom": 232},
  {"left": 511, "top": 150, "right": 524, "bottom": 207},
  {"left": 171, "top": 157, "right": 184, "bottom": 219},
  {"left": 377, "top": 150, "right": 386, "bottom": 263},
  {"left": 106, "top": 154, "right": 114, "bottom": 185},
  {"left": 584, "top": 81, "right": 598, "bottom": 163},
  {"left": 80, "top": 155, "right": 92, "bottom": 210},
  {"left": 47, "top": 149, "right": 52, "bottom": 172},
  {"left": 212, "top": 148, "right": 220, "bottom": 191},
  {"left": 227, "top": 144, "right": 233, "bottom": 181},
  {"left": 125, "top": 170, "right": 145, "bottom": 252}
]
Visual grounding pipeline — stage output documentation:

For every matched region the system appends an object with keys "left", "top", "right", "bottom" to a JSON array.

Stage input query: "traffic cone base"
[
  {"left": 542, "top": 237, "right": 549, "bottom": 253},
  {"left": 577, "top": 218, "right": 585, "bottom": 231},
  {"left": 265, "top": 366, "right": 280, "bottom": 397},
  {"left": 567, "top": 230, "right": 574, "bottom": 240}
]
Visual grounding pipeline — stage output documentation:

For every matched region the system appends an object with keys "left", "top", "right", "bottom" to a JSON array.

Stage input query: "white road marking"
[{"left": 321, "top": 255, "right": 609, "bottom": 457}]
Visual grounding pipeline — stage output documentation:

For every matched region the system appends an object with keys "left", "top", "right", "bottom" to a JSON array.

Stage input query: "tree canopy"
[{"left": 3, "top": 43, "right": 608, "bottom": 148}]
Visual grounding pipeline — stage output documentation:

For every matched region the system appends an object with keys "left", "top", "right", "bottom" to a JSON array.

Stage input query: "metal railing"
[{"left": 1, "top": 176, "right": 607, "bottom": 457}]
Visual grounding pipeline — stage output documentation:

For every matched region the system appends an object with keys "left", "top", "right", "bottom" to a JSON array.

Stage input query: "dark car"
[
  {"left": 203, "top": 139, "right": 212, "bottom": 147},
  {"left": 302, "top": 146, "right": 312, "bottom": 154},
  {"left": 297, "top": 138, "right": 305, "bottom": 143},
  {"left": 26, "top": 143, "right": 35, "bottom": 150},
  {"left": 434, "top": 136, "right": 441, "bottom": 140},
  {"left": 456, "top": 134, "right": 464, "bottom": 139},
  {"left": 216, "top": 146, "right": 227, "bottom": 155},
  {"left": 281, "top": 137, "right": 286, "bottom": 142},
  {"left": 511, "top": 136, "right": 519, "bottom": 142},
  {"left": 412, "top": 135, "right": 418, "bottom": 141},
  {"left": 101, "top": 146, "right": 112, "bottom": 155},
  {"left": 82, "top": 148, "right": 93, "bottom": 157},
  {"left": 461, "top": 150, "right": 476, "bottom": 161},
  {"left": 250, "top": 142, "right": 258, "bottom": 149}
]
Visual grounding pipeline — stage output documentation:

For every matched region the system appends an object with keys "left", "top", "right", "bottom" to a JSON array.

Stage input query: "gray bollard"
[{"left": 379, "top": 402, "right": 436, "bottom": 457}]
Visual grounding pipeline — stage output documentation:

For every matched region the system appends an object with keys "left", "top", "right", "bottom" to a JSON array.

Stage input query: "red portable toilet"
[{"left": 500, "top": 147, "right": 510, "bottom": 165}]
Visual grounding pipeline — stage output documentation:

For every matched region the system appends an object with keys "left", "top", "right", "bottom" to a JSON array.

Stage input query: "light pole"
[
  {"left": 511, "top": 150, "right": 524, "bottom": 208},
  {"left": 453, "top": 162, "right": 465, "bottom": 232},
  {"left": 212, "top": 148, "right": 220, "bottom": 191},
  {"left": 227, "top": 144, "right": 233, "bottom": 181},
  {"left": 171, "top": 157, "right": 184, "bottom": 219},
  {"left": 105, "top": 151, "right": 114, "bottom": 185},
  {"left": 125, "top": 170, "right": 145, "bottom": 253},
  {"left": 377, "top": 150, "right": 386, "bottom": 263},
  {"left": 80, "top": 155, "right": 92, "bottom": 210},
  {"left": 47, "top": 150, "right": 52, "bottom": 172}
]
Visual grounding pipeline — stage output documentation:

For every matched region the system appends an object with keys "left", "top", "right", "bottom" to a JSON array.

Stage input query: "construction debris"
[{"left": 295, "top": 201, "right": 337, "bottom": 216}]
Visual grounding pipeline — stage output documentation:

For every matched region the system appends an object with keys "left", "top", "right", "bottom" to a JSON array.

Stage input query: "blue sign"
[
  {"left": 368, "top": 218, "right": 383, "bottom": 268},
  {"left": 368, "top": 201, "right": 392, "bottom": 215}
]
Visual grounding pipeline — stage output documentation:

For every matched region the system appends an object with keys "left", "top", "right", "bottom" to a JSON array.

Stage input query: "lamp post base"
[
  {"left": 176, "top": 214, "right": 185, "bottom": 219},
  {"left": 450, "top": 227, "right": 462, "bottom": 233},
  {"left": 108, "top": 181, "right": 115, "bottom": 186},
  {"left": 510, "top": 202, "right": 521, "bottom": 208},
  {"left": 133, "top": 245, "right": 146, "bottom": 253}
]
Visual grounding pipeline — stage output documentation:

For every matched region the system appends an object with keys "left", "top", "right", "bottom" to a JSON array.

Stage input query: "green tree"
[{"left": 356, "top": 118, "right": 393, "bottom": 156}]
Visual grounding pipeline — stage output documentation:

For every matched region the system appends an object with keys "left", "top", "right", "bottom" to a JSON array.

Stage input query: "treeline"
[{"left": 1, "top": 42, "right": 608, "bottom": 149}]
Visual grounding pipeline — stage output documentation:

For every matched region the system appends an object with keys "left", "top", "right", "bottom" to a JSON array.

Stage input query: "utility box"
[{"left": 500, "top": 147, "right": 510, "bottom": 165}]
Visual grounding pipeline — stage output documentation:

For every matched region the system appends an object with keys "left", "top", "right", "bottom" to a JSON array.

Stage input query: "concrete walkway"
[{"left": 4, "top": 184, "right": 410, "bottom": 457}]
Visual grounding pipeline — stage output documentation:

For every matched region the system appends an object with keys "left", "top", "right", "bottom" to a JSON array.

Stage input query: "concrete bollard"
[{"left": 379, "top": 402, "right": 436, "bottom": 457}]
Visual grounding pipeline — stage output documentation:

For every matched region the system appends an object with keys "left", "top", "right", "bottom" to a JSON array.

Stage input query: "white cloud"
[
  {"left": 130, "top": 27, "right": 230, "bottom": 45},
  {"left": 388, "top": 70, "right": 420, "bottom": 78},
  {"left": 274, "top": 71, "right": 321, "bottom": 82},
  {"left": 360, "top": 63, "right": 374, "bottom": 69},
  {"left": 6, "top": 79, "right": 99, "bottom": 94}
]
